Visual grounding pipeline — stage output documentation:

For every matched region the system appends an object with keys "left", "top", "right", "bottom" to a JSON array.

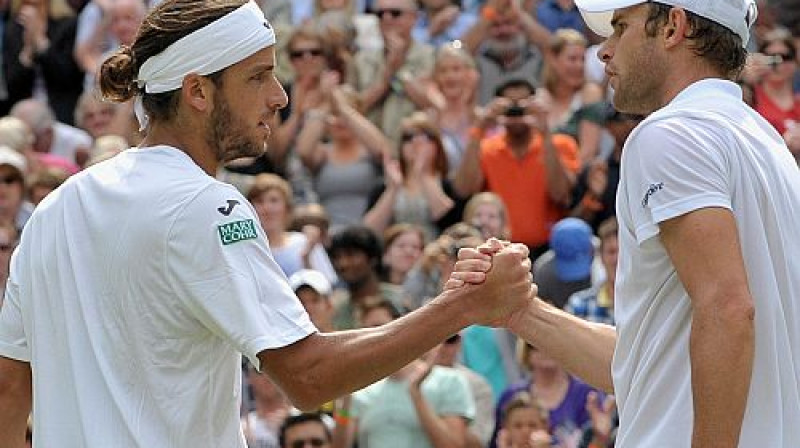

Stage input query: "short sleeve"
[
  {"left": 166, "top": 184, "right": 316, "bottom": 371},
  {"left": 428, "top": 367, "right": 476, "bottom": 420},
  {"left": 0, "top": 263, "right": 29, "bottom": 362},
  {"left": 622, "top": 118, "right": 732, "bottom": 244},
  {"left": 578, "top": 101, "right": 608, "bottom": 125}
]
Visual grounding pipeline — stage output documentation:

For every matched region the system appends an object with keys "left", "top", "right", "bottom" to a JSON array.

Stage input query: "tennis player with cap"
[
  {"left": 0, "top": 1, "right": 535, "bottom": 446},
  {"left": 458, "top": 1, "right": 800, "bottom": 447}
]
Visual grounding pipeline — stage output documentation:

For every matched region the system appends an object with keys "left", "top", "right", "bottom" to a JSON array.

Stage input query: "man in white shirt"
[
  {"left": 457, "top": 1, "right": 800, "bottom": 447},
  {"left": 0, "top": 1, "right": 535, "bottom": 447}
]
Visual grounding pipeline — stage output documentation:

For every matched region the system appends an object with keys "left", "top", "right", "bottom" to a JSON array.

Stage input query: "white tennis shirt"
[
  {"left": 0, "top": 146, "right": 316, "bottom": 447},
  {"left": 614, "top": 79, "right": 800, "bottom": 447}
]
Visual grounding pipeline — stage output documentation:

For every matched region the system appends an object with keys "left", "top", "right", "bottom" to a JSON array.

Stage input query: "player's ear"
[
  {"left": 664, "top": 7, "right": 690, "bottom": 48},
  {"left": 181, "top": 73, "right": 214, "bottom": 113}
]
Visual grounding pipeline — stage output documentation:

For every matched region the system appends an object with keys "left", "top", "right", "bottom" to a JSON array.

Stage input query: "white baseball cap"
[
  {"left": 575, "top": 0, "right": 758, "bottom": 47},
  {"left": 288, "top": 269, "right": 332, "bottom": 296}
]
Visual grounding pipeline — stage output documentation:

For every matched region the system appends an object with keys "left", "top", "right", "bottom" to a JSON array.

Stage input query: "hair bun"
[{"left": 99, "top": 46, "right": 139, "bottom": 103}]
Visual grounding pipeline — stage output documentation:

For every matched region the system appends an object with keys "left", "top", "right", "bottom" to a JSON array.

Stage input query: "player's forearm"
[
  {"left": 690, "top": 295, "right": 754, "bottom": 448},
  {"left": 510, "top": 299, "right": 615, "bottom": 392},
  {"left": 0, "top": 359, "right": 31, "bottom": 448},
  {"left": 261, "top": 292, "right": 470, "bottom": 410}
]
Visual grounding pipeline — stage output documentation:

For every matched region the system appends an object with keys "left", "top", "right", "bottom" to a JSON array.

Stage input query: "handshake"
[{"left": 439, "top": 238, "right": 538, "bottom": 329}]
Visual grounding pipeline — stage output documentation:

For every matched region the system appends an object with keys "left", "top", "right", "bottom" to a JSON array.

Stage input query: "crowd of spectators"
[{"left": 3, "top": 0, "right": 798, "bottom": 447}]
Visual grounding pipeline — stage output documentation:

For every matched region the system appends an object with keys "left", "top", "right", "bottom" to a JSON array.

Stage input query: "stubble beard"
[
  {"left": 612, "top": 40, "right": 665, "bottom": 116},
  {"left": 207, "top": 95, "right": 267, "bottom": 164}
]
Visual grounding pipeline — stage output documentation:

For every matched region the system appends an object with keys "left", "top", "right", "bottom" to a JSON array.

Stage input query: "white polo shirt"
[
  {"left": 0, "top": 146, "right": 316, "bottom": 447},
  {"left": 614, "top": 79, "right": 800, "bottom": 447}
]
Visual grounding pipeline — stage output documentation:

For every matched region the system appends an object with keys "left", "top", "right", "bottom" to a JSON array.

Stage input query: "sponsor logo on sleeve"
[
  {"left": 641, "top": 182, "right": 664, "bottom": 208},
  {"left": 217, "top": 219, "right": 258, "bottom": 245}
]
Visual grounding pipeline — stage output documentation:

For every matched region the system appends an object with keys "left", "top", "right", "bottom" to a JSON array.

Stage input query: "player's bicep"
[
  {"left": 623, "top": 120, "right": 731, "bottom": 244},
  {"left": 659, "top": 207, "right": 752, "bottom": 310},
  {"left": 167, "top": 185, "right": 314, "bottom": 368}
]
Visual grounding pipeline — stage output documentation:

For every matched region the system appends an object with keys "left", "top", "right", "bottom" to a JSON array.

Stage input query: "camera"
[{"left": 504, "top": 105, "right": 526, "bottom": 117}]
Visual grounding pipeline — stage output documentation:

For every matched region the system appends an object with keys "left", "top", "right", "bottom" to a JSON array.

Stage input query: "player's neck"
[
  {"left": 657, "top": 62, "right": 730, "bottom": 112},
  {"left": 140, "top": 121, "right": 219, "bottom": 175}
]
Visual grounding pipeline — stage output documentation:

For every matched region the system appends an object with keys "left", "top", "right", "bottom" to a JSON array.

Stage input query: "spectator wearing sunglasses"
[
  {"left": 296, "top": 85, "right": 389, "bottom": 232},
  {"left": 279, "top": 413, "right": 332, "bottom": 448},
  {"left": 275, "top": 25, "right": 337, "bottom": 160},
  {"left": 349, "top": 0, "right": 435, "bottom": 145},
  {"left": 748, "top": 29, "right": 800, "bottom": 137},
  {"left": 364, "top": 112, "right": 465, "bottom": 240}
]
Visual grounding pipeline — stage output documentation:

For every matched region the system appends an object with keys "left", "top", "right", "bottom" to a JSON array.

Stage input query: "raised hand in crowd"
[
  {"left": 427, "top": 4, "right": 461, "bottom": 38},
  {"left": 497, "top": 428, "right": 551, "bottom": 448},
  {"left": 382, "top": 152, "right": 404, "bottom": 192},
  {"left": 585, "top": 160, "right": 609, "bottom": 200},
  {"left": 475, "top": 97, "right": 514, "bottom": 131},
  {"left": 384, "top": 30, "right": 412, "bottom": 74},
  {"left": 17, "top": 2, "right": 49, "bottom": 67},
  {"left": 520, "top": 90, "right": 553, "bottom": 135},
  {"left": 584, "top": 391, "right": 616, "bottom": 447}
]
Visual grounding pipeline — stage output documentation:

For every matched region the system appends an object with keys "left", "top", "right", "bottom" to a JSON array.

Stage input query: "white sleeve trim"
[
  {"left": 243, "top": 325, "right": 317, "bottom": 372},
  {"left": 0, "top": 342, "right": 30, "bottom": 362}
]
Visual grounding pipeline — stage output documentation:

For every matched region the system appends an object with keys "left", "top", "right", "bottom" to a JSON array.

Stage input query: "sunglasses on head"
[
  {"left": 289, "top": 48, "right": 324, "bottom": 60},
  {"left": 375, "top": 8, "right": 407, "bottom": 19},
  {"left": 289, "top": 437, "right": 327, "bottom": 448}
]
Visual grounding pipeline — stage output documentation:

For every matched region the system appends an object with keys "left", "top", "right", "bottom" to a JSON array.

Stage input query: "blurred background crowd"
[{"left": 2, "top": 0, "right": 798, "bottom": 446}]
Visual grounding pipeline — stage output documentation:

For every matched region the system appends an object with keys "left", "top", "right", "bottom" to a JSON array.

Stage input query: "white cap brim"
[{"left": 575, "top": 0, "right": 646, "bottom": 37}]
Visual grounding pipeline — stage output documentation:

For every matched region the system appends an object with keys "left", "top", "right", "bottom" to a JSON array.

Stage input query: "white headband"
[{"left": 134, "top": 1, "right": 275, "bottom": 128}]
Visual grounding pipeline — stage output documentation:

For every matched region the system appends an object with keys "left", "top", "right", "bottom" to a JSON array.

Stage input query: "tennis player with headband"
[{"left": 0, "top": 1, "right": 537, "bottom": 446}]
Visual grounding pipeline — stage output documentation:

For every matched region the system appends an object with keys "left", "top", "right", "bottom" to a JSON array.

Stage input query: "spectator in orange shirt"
[{"left": 453, "top": 79, "right": 580, "bottom": 257}]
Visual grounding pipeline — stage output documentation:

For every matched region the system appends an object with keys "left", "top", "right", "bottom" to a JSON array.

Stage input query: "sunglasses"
[
  {"left": 289, "top": 438, "right": 327, "bottom": 448},
  {"left": 289, "top": 48, "right": 324, "bottom": 60},
  {"left": 375, "top": 8, "right": 407, "bottom": 19},
  {"left": 400, "top": 130, "right": 432, "bottom": 143}
]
